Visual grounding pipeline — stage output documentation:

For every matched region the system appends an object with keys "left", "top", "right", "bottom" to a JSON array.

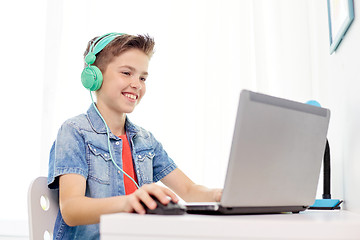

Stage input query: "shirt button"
[
  {"left": 137, "top": 170, "right": 140, "bottom": 174},
  {"left": 138, "top": 155, "right": 141, "bottom": 158},
  {"left": 118, "top": 170, "right": 121, "bottom": 174},
  {"left": 104, "top": 153, "right": 108, "bottom": 157},
  {"left": 115, "top": 142, "right": 120, "bottom": 145}
]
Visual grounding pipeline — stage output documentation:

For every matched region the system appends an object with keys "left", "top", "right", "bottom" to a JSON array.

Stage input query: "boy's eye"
[
  {"left": 122, "top": 72, "right": 131, "bottom": 76},
  {"left": 140, "top": 77, "right": 147, "bottom": 82}
]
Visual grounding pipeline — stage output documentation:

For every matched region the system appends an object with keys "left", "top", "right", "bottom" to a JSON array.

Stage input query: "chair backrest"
[{"left": 27, "top": 176, "right": 59, "bottom": 240}]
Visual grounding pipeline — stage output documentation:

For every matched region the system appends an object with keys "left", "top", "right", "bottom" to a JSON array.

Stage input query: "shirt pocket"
[
  {"left": 136, "top": 150, "right": 155, "bottom": 184},
  {"left": 88, "top": 143, "right": 111, "bottom": 185}
]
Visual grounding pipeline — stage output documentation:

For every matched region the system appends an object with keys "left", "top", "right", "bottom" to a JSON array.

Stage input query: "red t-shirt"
[{"left": 119, "top": 134, "right": 138, "bottom": 195}]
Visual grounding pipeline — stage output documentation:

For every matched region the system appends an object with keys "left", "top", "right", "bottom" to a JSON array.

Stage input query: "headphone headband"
[
  {"left": 90, "top": 32, "right": 125, "bottom": 55},
  {"left": 85, "top": 33, "right": 125, "bottom": 65}
]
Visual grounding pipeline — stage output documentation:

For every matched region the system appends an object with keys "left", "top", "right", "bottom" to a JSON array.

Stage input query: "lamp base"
[{"left": 308, "top": 199, "right": 343, "bottom": 210}]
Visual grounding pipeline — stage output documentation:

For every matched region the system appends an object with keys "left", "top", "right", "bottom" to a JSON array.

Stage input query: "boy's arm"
[
  {"left": 161, "top": 168, "right": 222, "bottom": 202},
  {"left": 59, "top": 173, "right": 178, "bottom": 226}
]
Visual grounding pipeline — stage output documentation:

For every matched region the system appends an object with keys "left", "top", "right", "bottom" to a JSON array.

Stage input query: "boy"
[{"left": 48, "top": 33, "right": 222, "bottom": 239}]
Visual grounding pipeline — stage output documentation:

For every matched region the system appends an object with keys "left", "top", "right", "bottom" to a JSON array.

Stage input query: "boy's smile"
[
  {"left": 123, "top": 92, "right": 138, "bottom": 101},
  {"left": 96, "top": 49, "right": 149, "bottom": 117}
]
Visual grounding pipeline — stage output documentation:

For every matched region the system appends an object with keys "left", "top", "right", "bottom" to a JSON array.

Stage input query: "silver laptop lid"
[{"left": 221, "top": 90, "right": 330, "bottom": 207}]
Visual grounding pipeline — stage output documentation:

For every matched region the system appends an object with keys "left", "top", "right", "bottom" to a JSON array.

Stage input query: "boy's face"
[{"left": 97, "top": 49, "right": 149, "bottom": 114}]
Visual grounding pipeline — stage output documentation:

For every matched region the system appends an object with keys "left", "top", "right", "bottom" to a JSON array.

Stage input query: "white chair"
[{"left": 28, "top": 176, "right": 59, "bottom": 240}]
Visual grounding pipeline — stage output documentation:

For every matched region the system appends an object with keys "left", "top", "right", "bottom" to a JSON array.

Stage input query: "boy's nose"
[{"left": 130, "top": 77, "right": 142, "bottom": 90}]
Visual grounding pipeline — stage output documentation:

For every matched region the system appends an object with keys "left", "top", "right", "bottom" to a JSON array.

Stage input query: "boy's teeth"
[{"left": 125, "top": 93, "right": 136, "bottom": 99}]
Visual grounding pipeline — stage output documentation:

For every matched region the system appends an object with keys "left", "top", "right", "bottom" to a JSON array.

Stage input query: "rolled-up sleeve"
[
  {"left": 48, "top": 120, "right": 88, "bottom": 189},
  {"left": 150, "top": 132, "right": 177, "bottom": 182}
]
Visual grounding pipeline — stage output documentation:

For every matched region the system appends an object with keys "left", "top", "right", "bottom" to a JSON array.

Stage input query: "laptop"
[{"left": 186, "top": 90, "right": 330, "bottom": 214}]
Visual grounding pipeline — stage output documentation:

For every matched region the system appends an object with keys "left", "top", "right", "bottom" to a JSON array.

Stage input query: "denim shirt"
[{"left": 48, "top": 104, "right": 177, "bottom": 240}]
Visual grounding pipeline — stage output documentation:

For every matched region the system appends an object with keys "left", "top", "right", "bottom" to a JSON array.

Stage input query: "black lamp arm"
[{"left": 322, "top": 139, "right": 331, "bottom": 199}]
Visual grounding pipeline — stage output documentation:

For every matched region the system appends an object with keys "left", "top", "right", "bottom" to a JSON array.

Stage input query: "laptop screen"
[{"left": 221, "top": 90, "right": 330, "bottom": 208}]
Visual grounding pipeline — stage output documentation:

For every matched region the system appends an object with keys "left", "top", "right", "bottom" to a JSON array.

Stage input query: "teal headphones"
[{"left": 81, "top": 32, "right": 125, "bottom": 91}]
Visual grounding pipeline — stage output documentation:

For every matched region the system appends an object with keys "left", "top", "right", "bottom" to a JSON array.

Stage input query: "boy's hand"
[
  {"left": 212, "top": 188, "right": 223, "bottom": 202},
  {"left": 123, "top": 183, "right": 179, "bottom": 214}
]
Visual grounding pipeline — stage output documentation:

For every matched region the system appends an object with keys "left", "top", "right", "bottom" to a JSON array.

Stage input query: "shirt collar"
[{"left": 86, "top": 103, "right": 139, "bottom": 138}]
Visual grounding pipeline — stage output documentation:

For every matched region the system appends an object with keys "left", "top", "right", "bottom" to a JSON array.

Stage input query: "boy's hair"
[{"left": 83, "top": 34, "right": 155, "bottom": 72}]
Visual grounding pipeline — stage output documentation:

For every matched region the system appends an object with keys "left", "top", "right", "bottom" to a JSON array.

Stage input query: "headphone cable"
[{"left": 90, "top": 90, "right": 140, "bottom": 189}]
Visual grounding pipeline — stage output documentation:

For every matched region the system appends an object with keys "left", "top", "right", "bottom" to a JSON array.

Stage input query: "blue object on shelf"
[{"left": 309, "top": 199, "right": 343, "bottom": 210}]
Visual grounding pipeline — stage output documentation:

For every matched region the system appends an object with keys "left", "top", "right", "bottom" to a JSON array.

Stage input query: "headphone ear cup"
[{"left": 81, "top": 65, "right": 103, "bottom": 91}]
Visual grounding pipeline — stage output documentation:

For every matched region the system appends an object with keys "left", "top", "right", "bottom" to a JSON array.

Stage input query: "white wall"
[
  {"left": 0, "top": 0, "right": 46, "bottom": 221},
  {"left": 312, "top": 0, "right": 360, "bottom": 213}
]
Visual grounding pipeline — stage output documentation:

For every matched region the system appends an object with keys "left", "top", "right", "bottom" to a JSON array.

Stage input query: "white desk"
[{"left": 100, "top": 210, "right": 360, "bottom": 240}]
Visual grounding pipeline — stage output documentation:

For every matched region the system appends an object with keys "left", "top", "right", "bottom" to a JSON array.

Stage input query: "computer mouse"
[{"left": 141, "top": 195, "right": 186, "bottom": 215}]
